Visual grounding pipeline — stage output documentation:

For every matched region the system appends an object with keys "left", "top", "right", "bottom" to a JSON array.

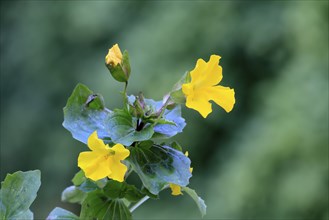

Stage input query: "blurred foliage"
[{"left": 0, "top": 1, "right": 328, "bottom": 219}]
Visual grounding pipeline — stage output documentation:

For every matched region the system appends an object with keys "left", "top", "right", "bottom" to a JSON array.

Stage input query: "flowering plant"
[
  {"left": 0, "top": 44, "right": 235, "bottom": 220},
  {"left": 49, "top": 44, "right": 235, "bottom": 219}
]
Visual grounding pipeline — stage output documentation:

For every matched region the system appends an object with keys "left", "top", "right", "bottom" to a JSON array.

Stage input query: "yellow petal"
[
  {"left": 189, "top": 58, "right": 207, "bottom": 83},
  {"left": 111, "top": 144, "right": 130, "bottom": 160},
  {"left": 105, "top": 44, "right": 123, "bottom": 66},
  {"left": 87, "top": 131, "right": 110, "bottom": 153},
  {"left": 107, "top": 157, "right": 128, "bottom": 182},
  {"left": 202, "top": 55, "right": 223, "bottom": 86},
  {"left": 184, "top": 151, "right": 189, "bottom": 157},
  {"left": 78, "top": 151, "right": 111, "bottom": 181},
  {"left": 169, "top": 183, "right": 183, "bottom": 196},
  {"left": 182, "top": 83, "right": 193, "bottom": 97},
  {"left": 185, "top": 94, "right": 212, "bottom": 118},
  {"left": 207, "top": 86, "right": 235, "bottom": 113},
  {"left": 189, "top": 55, "right": 223, "bottom": 87}
]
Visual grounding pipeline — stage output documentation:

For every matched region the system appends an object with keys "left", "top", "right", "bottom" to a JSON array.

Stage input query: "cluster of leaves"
[{"left": 46, "top": 78, "right": 205, "bottom": 219}]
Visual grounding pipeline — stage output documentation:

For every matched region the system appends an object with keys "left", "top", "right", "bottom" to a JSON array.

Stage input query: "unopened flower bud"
[{"left": 105, "top": 44, "right": 131, "bottom": 82}]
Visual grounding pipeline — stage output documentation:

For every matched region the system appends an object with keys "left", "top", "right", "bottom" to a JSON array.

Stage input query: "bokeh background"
[{"left": 1, "top": 1, "right": 328, "bottom": 219}]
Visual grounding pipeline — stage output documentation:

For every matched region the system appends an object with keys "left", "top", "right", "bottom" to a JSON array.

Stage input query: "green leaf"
[
  {"left": 80, "top": 190, "right": 132, "bottom": 220},
  {"left": 144, "top": 99, "right": 186, "bottom": 139},
  {"left": 72, "top": 170, "right": 85, "bottom": 186},
  {"left": 137, "top": 140, "right": 153, "bottom": 150},
  {"left": 72, "top": 175, "right": 107, "bottom": 194},
  {"left": 182, "top": 187, "right": 207, "bottom": 217},
  {"left": 78, "top": 179, "right": 99, "bottom": 192},
  {"left": 170, "top": 89, "right": 186, "bottom": 104},
  {"left": 172, "top": 71, "right": 191, "bottom": 91},
  {"left": 0, "top": 170, "right": 41, "bottom": 220},
  {"left": 103, "top": 180, "right": 145, "bottom": 202},
  {"left": 63, "top": 83, "right": 111, "bottom": 144},
  {"left": 61, "top": 186, "right": 86, "bottom": 204},
  {"left": 122, "top": 50, "right": 131, "bottom": 80},
  {"left": 167, "top": 141, "right": 183, "bottom": 152},
  {"left": 110, "top": 181, "right": 144, "bottom": 202},
  {"left": 102, "top": 180, "right": 124, "bottom": 199},
  {"left": 106, "top": 109, "right": 154, "bottom": 146},
  {"left": 47, "top": 207, "right": 79, "bottom": 220},
  {"left": 129, "top": 144, "right": 192, "bottom": 195},
  {"left": 124, "top": 186, "right": 145, "bottom": 202},
  {"left": 154, "top": 105, "right": 185, "bottom": 138},
  {"left": 11, "top": 210, "right": 33, "bottom": 220}
]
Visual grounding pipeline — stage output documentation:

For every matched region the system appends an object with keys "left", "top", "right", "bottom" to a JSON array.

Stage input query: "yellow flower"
[
  {"left": 105, "top": 44, "right": 123, "bottom": 67},
  {"left": 182, "top": 55, "right": 235, "bottom": 118},
  {"left": 78, "top": 131, "right": 130, "bottom": 182},
  {"left": 169, "top": 183, "right": 183, "bottom": 196},
  {"left": 170, "top": 151, "right": 192, "bottom": 196}
]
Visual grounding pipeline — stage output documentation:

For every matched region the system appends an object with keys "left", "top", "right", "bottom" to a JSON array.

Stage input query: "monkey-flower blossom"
[
  {"left": 78, "top": 131, "right": 130, "bottom": 182},
  {"left": 182, "top": 55, "right": 235, "bottom": 118}
]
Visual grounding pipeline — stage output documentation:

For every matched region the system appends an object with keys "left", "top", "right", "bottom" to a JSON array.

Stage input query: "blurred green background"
[{"left": 1, "top": 1, "right": 328, "bottom": 219}]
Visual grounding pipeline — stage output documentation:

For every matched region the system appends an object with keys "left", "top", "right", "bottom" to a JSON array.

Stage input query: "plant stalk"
[
  {"left": 153, "top": 96, "right": 171, "bottom": 126},
  {"left": 129, "top": 195, "right": 150, "bottom": 213},
  {"left": 123, "top": 82, "right": 128, "bottom": 108}
]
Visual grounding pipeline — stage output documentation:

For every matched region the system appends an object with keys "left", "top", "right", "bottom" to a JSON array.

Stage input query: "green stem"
[
  {"left": 153, "top": 96, "right": 171, "bottom": 126},
  {"left": 104, "top": 107, "right": 112, "bottom": 113},
  {"left": 123, "top": 82, "right": 128, "bottom": 109},
  {"left": 129, "top": 195, "right": 150, "bottom": 213}
]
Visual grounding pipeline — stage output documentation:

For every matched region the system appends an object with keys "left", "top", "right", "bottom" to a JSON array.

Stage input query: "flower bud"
[{"left": 105, "top": 44, "right": 131, "bottom": 82}]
